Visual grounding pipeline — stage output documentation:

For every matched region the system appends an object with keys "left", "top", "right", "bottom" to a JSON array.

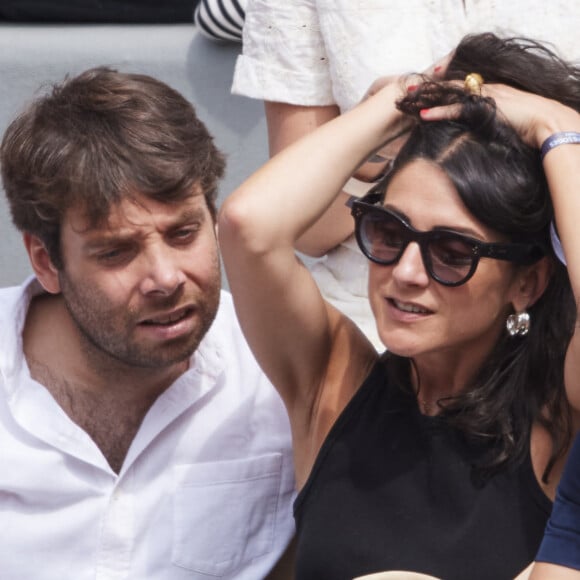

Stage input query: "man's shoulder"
[
  {"left": 208, "top": 289, "right": 244, "bottom": 342},
  {"left": 0, "top": 277, "right": 36, "bottom": 325},
  {"left": 209, "top": 290, "right": 259, "bottom": 359},
  {"left": 192, "top": 289, "right": 285, "bottom": 411},
  {"left": 0, "top": 279, "right": 38, "bottom": 379},
  {"left": 216, "top": 289, "right": 236, "bottom": 315},
  {"left": 195, "top": 289, "right": 261, "bottom": 375},
  {"left": 0, "top": 280, "right": 28, "bottom": 302}
]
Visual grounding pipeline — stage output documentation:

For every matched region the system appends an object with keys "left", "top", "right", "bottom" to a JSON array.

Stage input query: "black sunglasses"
[{"left": 350, "top": 190, "right": 546, "bottom": 287}]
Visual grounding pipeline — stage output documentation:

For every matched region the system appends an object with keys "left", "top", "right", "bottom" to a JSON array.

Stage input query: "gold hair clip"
[{"left": 464, "top": 73, "right": 484, "bottom": 95}]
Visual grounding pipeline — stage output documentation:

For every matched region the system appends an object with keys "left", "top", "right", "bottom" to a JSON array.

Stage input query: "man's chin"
[{"left": 126, "top": 338, "right": 200, "bottom": 369}]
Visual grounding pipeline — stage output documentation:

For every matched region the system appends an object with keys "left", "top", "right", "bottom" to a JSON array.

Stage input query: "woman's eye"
[
  {"left": 441, "top": 252, "right": 471, "bottom": 266},
  {"left": 432, "top": 241, "right": 473, "bottom": 266},
  {"left": 381, "top": 232, "right": 404, "bottom": 247},
  {"left": 379, "top": 229, "right": 405, "bottom": 248}
]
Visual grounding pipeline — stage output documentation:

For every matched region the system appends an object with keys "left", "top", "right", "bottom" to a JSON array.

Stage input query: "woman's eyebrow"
[{"left": 383, "top": 203, "right": 484, "bottom": 238}]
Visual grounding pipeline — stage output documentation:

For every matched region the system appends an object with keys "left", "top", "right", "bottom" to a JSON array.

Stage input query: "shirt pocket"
[{"left": 172, "top": 453, "right": 283, "bottom": 576}]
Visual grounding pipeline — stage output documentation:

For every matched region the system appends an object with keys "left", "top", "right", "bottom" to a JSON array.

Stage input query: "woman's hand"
[
  {"left": 354, "top": 76, "right": 409, "bottom": 178},
  {"left": 358, "top": 54, "right": 453, "bottom": 171},
  {"left": 420, "top": 82, "right": 579, "bottom": 150}
]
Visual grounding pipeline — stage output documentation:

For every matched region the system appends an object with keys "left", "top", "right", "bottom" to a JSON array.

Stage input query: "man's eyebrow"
[
  {"left": 83, "top": 206, "right": 207, "bottom": 250},
  {"left": 83, "top": 232, "right": 135, "bottom": 251},
  {"left": 172, "top": 206, "right": 206, "bottom": 225}
]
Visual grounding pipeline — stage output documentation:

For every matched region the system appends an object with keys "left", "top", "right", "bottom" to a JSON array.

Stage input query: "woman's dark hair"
[
  {"left": 0, "top": 67, "right": 225, "bottom": 268},
  {"left": 383, "top": 33, "right": 579, "bottom": 480},
  {"left": 445, "top": 33, "right": 580, "bottom": 110}
]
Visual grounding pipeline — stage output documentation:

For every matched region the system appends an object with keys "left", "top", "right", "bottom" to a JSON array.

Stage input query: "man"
[{"left": 0, "top": 67, "right": 294, "bottom": 579}]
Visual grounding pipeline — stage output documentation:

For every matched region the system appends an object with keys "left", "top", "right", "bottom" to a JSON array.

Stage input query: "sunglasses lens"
[
  {"left": 428, "top": 237, "right": 475, "bottom": 284},
  {"left": 356, "top": 204, "right": 480, "bottom": 286},
  {"left": 360, "top": 212, "right": 407, "bottom": 264}
]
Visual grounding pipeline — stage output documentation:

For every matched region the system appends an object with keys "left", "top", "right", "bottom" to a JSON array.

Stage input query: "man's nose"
[{"left": 138, "top": 245, "right": 186, "bottom": 296}]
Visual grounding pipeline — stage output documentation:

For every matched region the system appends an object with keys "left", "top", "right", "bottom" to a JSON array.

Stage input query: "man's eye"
[
  {"left": 96, "top": 247, "right": 130, "bottom": 263},
  {"left": 171, "top": 227, "right": 198, "bottom": 243}
]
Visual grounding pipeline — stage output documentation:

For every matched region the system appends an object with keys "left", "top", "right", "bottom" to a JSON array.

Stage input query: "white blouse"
[{"left": 233, "top": 0, "right": 579, "bottom": 112}]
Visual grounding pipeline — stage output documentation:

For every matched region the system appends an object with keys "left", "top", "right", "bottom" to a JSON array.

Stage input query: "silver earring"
[{"left": 506, "top": 311, "right": 530, "bottom": 337}]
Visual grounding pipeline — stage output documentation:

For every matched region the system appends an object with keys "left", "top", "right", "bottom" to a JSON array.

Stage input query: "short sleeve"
[
  {"left": 535, "top": 434, "right": 580, "bottom": 569},
  {"left": 194, "top": 0, "right": 245, "bottom": 42},
  {"left": 231, "top": 0, "right": 336, "bottom": 106}
]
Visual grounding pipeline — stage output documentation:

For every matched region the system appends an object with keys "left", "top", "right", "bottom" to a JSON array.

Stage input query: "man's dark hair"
[{"left": 1, "top": 67, "right": 225, "bottom": 267}]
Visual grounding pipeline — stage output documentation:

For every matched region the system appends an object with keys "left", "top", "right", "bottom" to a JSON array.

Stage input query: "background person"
[
  {"left": 0, "top": 67, "right": 294, "bottom": 579},
  {"left": 528, "top": 433, "right": 580, "bottom": 579},
  {"left": 219, "top": 33, "right": 580, "bottom": 579},
  {"left": 194, "top": 0, "right": 245, "bottom": 42},
  {"left": 231, "top": 0, "right": 580, "bottom": 350}
]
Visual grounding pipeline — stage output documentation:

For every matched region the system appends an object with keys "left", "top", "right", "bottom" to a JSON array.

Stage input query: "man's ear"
[
  {"left": 23, "top": 233, "right": 61, "bottom": 294},
  {"left": 511, "top": 257, "right": 552, "bottom": 312}
]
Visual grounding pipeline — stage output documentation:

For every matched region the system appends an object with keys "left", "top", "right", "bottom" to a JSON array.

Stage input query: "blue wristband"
[{"left": 540, "top": 131, "right": 580, "bottom": 161}]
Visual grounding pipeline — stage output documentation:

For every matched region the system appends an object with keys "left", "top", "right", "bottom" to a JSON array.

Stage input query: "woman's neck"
[{"left": 410, "top": 350, "right": 484, "bottom": 415}]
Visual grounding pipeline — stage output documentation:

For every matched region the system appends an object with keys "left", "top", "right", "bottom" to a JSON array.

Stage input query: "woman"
[
  {"left": 218, "top": 34, "right": 580, "bottom": 579},
  {"left": 232, "top": 1, "right": 580, "bottom": 351}
]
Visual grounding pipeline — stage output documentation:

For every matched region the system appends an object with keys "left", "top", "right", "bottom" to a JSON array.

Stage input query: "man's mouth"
[{"left": 140, "top": 307, "right": 193, "bottom": 326}]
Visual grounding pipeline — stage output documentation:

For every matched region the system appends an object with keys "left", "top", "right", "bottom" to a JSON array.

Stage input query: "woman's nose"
[{"left": 391, "top": 242, "right": 430, "bottom": 287}]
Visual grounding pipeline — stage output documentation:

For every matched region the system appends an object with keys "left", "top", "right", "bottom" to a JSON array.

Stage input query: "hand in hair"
[
  {"left": 419, "top": 83, "right": 578, "bottom": 151},
  {"left": 360, "top": 55, "right": 453, "bottom": 164}
]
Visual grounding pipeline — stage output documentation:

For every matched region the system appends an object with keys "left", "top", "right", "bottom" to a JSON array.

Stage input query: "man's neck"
[
  {"left": 25, "top": 293, "right": 188, "bottom": 391},
  {"left": 23, "top": 293, "right": 189, "bottom": 472}
]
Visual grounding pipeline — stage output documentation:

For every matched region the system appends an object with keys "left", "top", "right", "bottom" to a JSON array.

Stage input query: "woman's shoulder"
[{"left": 294, "top": 311, "right": 379, "bottom": 478}]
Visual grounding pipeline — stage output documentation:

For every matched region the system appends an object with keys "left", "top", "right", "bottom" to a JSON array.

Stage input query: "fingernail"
[
  {"left": 434, "top": 66, "right": 442, "bottom": 72},
  {"left": 407, "top": 84, "right": 418, "bottom": 92},
  {"left": 420, "top": 108, "right": 430, "bottom": 118}
]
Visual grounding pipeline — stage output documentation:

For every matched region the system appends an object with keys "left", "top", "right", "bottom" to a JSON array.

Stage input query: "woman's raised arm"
[{"left": 218, "top": 80, "right": 408, "bottom": 428}]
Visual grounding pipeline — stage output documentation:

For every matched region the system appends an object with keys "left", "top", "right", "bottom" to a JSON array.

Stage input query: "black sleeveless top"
[{"left": 294, "top": 359, "right": 552, "bottom": 580}]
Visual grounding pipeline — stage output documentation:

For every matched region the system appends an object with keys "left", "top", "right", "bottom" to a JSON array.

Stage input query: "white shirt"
[
  {"left": 233, "top": 0, "right": 580, "bottom": 112},
  {"left": 232, "top": 0, "right": 580, "bottom": 352},
  {"left": 0, "top": 278, "right": 295, "bottom": 580}
]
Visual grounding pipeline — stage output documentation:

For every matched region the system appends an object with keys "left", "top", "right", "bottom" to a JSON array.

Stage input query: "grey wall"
[{"left": 0, "top": 24, "right": 268, "bottom": 287}]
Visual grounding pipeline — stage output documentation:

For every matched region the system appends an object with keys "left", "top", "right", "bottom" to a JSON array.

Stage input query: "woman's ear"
[
  {"left": 511, "top": 257, "right": 552, "bottom": 312},
  {"left": 23, "top": 233, "right": 61, "bottom": 294}
]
